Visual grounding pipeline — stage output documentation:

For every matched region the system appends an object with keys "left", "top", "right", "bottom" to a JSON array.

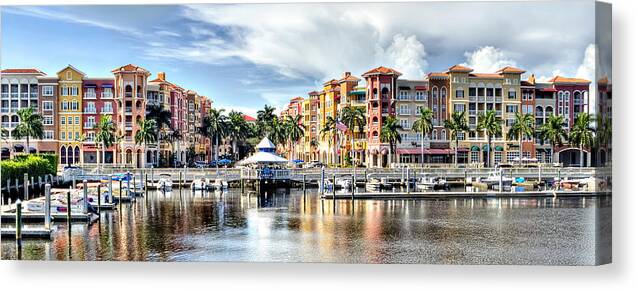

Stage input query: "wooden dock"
[
  {"left": 1, "top": 228, "right": 53, "bottom": 239},
  {"left": 0, "top": 212, "right": 95, "bottom": 223},
  {"left": 321, "top": 190, "right": 612, "bottom": 199}
]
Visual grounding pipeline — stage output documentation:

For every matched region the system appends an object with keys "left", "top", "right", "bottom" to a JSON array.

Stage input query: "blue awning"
[
  {"left": 101, "top": 84, "right": 113, "bottom": 88},
  {"left": 84, "top": 84, "right": 97, "bottom": 88}
]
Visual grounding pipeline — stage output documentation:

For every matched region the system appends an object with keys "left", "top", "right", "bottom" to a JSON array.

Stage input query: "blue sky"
[{"left": 1, "top": 2, "right": 599, "bottom": 116}]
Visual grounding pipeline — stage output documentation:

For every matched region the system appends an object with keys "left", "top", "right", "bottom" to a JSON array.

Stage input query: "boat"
[
  {"left": 335, "top": 177, "right": 352, "bottom": 190},
  {"left": 322, "top": 179, "right": 334, "bottom": 192},
  {"left": 558, "top": 176, "right": 607, "bottom": 191},
  {"left": 482, "top": 170, "right": 513, "bottom": 191},
  {"left": 211, "top": 178, "right": 228, "bottom": 191},
  {"left": 158, "top": 174, "right": 173, "bottom": 191},
  {"left": 415, "top": 174, "right": 449, "bottom": 191},
  {"left": 191, "top": 175, "right": 212, "bottom": 190},
  {"left": 365, "top": 176, "right": 389, "bottom": 192}
]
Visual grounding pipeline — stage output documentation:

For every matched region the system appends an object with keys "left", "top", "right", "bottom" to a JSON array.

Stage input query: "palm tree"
[
  {"left": 268, "top": 116, "right": 287, "bottom": 150},
  {"left": 12, "top": 107, "right": 44, "bottom": 154},
  {"left": 340, "top": 106, "right": 366, "bottom": 166},
  {"left": 569, "top": 113, "right": 595, "bottom": 167},
  {"left": 168, "top": 130, "right": 183, "bottom": 167},
  {"left": 321, "top": 115, "right": 338, "bottom": 165},
  {"left": 285, "top": 115, "right": 305, "bottom": 160},
  {"left": 227, "top": 111, "right": 249, "bottom": 160},
  {"left": 94, "top": 116, "right": 116, "bottom": 170},
  {"left": 444, "top": 111, "right": 470, "bottom": 166},
  {"left": 507, "top": 112, "right": 535, "bottom": 165},
  {"left": 595, "top": 115, "right": 612, "bottom": 166},
  {"left": 412, "top": 107, "right": 433, "bottom": 166},
  {"left": 146, "top": 104, "right": 172, "bottom": 166},
  {"left": 310, "top": 138, "right": 319, "bottom": 161},
  {"left": 201, "top": 108, "right": 228, "bottom": 169},
  {"left": 256, "top": 105, "right": 276, "bottom": 137},
  {"left": 380, "top": 115, "right": 403, "bottom": 167},
  {"left": 135, "top": 119, "right": 157, "bottom": 167},
  {"left": 538, "top": 114, "right": 568, "bottom": 163},
  {"left": 477, "top": 110, "right": 502, "bottom": 167}
]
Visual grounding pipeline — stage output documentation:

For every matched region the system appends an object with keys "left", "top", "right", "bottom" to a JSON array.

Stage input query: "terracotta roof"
[
  {"left": 243, "top": 114, "right": 256, "bottom": 122},
  {"left": 339, "top": 72, "right": 361, "bottom": 82},
  {"left": 290, "top": 96, "right": 304, "bottom": 102},
  {"left": 362, "top": 66, "right": 402, "bottom": 77},
  {"left": 446, "top": 64, "right": 473, "bottom": 73},
  {"left": 322, "top": 79, "right": 338, "bottom": 86},
  {"left": 547, "top": 76, "right": 591, "bottom": 84},
  {"left": 1, "top": 68, "right": 45, "bottom": 75},
  {"left": 308, "top": 91, "right": 319, "bottom": 96},
  {"left": 111, "top": 63, "right": 150, "bottom": 74},
  {"left": 496, "top": 66, "right": 526, "bottom": 74},
  {"left": 427, "top": 72, "right": 448, "bottom": 78}
]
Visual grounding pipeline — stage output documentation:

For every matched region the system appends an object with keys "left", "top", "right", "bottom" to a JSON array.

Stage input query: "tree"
[
  {"left": 477, "top": 110, "right": 502, "bottom": 167},
  {"left": 268, "top": 116, "right": 287, "bottom": 150},
  {"left": 227, "top": 111, "right": 249, "bottom": 160},
  {"left": 412, "top": 107, "right": 433, "bottom": 166},
  {"left": 256, "top": 105, "right": 276, "bottom": 137},
  {"left": 569, "top": 113, "right": 595, "bottom": 167},
  {"left": 380, "top": 115, "right": 403, "bottom": 167},
  {"left": 340, "top": 106, "right": 366, "bottom": 166},
  {"left": 538, "top": 114, "right": 568, "bottom": 163},
  {"left": 594, "top": 115, "right": 612, "bottom": 166},
  {"left": 201, "top": 108, "right": 228, "bottom": 170},
  {"left": 310, "top": 138, "right": 319, "bottom": 161},
  {"left": 168, "top": 130, "right": 183, "bottom": 167},
  {"left": 507, "top": 112, "right": 535, "bottom": 165},
  {"left": 444, "top": 111, "right": 470, "bottom": 166},
  {"left": 12, "top": 107, "right": 44, "bottom": 154},
  {"left": 320, "top": 115, "right": 338, "bottom": 165},
  {"left": 94, "top": 116, "right": 116, "bottom": 170},
  {"left": 285, "top": 115, "right": 305, "bottom": 160},
  {"left": 146, "top": 104, "right": 172, "bottom": 167},
  {"left": 135, "top": 119, "right": 157, "bottom": 167}
]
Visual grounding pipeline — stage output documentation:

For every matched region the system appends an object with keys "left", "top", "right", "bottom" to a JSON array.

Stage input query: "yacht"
[
  {"left": 335, "top": 177, "right": 352, "bottom": 190},
  {"left": 211, "top": 178, "right": 228, "bottom": 191},
  {"left": 482, "top": 170, "right": 513, "bottom": 191},
  {"left": 158, "top": 174, "right": 173, "bottom": 191},
  {"left": 365, "top": 176, "right": 389, "bottom": 192},
  {"left": 191, "top": 175, "right": 212, "bottom": 190},
  {"left": 415, "top": 174, "right": 449, "bottom": 191}
]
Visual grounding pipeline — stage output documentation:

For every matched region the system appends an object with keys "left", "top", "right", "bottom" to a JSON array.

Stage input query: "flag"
[{"left": 336, "top": 121, "right": 348, "bottom": 132}]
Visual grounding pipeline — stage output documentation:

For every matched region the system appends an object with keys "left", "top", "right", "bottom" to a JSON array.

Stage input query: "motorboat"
[
  {"left": 191, "top": 176, "right": 212, "bottom": 190},
  {"left": 211, "top": 178, "right": 228, "bottom": 191},
  {"left": 158, "top": 174, "right": 173, "bottom": 191},
  {"left": 335, "top": 177, "right": 352, "bottom": 190},
  {"left": 322, "top": 179, "right": 334, "bottom": 192},
  {"left": 365, "top": 176, "right": 389, "bottom": 192},
  {"left": 482, "top": 170, "right": 513, "bottom": 191},
  {"left": 558, "top": 176, "right": 607, "bottom": 191},
  {"left": 415, "top": 174, "right": 449, "bottom": 191}
]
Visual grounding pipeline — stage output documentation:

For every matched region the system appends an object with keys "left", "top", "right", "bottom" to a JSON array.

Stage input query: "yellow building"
[
  {"left": 318, "top": 79, "right": 340, "bottom": 164},
  {"left": 337, "top": 72, "right": 363, "bottom": 166},
  {"left": 57, "top": 65, "right": 85, "bottom": 165}
]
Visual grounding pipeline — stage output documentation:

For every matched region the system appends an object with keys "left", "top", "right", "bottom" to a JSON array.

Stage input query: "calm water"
[{"left": 1, "top": 188, "right": 611, "bottom": 265}]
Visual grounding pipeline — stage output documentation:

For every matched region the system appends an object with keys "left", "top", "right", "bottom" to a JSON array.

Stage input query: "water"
[{"left": 1, "top": 188, "right": 611, "bottom": 265}]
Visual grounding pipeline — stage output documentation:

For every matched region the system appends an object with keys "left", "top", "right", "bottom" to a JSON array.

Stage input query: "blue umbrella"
[
  {"left": 293, "top": 159, "right": 304, "bottom": 163},
  {"left": 218, "top": 158, "right": 232, "bottom": 164}
]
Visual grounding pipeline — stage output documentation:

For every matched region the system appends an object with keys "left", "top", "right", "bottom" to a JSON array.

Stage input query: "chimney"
[{"left": 158, "top": 72, "right": 166, "bottom": 81}]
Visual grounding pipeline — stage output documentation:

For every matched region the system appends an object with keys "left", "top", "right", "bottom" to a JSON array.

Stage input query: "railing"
[
  {"left": 1, "top": 93, "right": 8, "bottom": 98},
  {"left": 398, "top": 110, "right": 410, "bottom": 116},
  {"left": 125, "top": 92, "right": 132, "bottom": 98},
  {"left": 10, "top": 93, "right": 18, "bottom": 98},
  {"left": 478, "top": 96, "right": 485, "bottom": 102},
  {"left": 1, "top": 108, "right": 9, "bottom": 113},
  {"left": 495, "top": 110, "right": 502, "bottom": 116},
  {"left": 486, "top": 96, "right": 494, "bottom": 102},
  {"left": 102, "top": 92, "right": 113, "bottom": 99},
  {"left": 1, "top": 122, "right": 11, "bottom": 128},
  {"left": 84, "top": 108, "right": 97, "bottom": 114},
  {"left": 84, "top": 92, "right": 97, "bottom": 99},
  {"left": 125, "top": 122, "right": 133, "bottom": 127},
  {"left": 84, "top": 123, "right": 95, "bottom": 129},
  {"left": 469, "top": 96, "right": 476, "bottom": 101},
  {"left": 20, "top": 92, "right": 28, "bottom": 98},
  {"left": 30, "top": 92, "right": 38, "bottom": 98},
  {"left": 125, "top": 107, "right": 132, "bottom": 113},
  {"left": 469, "top": 110, "right": 477, "bottom": 115},
  {"left": 495, "top": 97, "right": 503, "bottom": 102}
]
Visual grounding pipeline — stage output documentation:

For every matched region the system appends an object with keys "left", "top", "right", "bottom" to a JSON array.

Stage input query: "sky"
[{"left": 1, "top": 1, "right": 601, "bottom": 116}]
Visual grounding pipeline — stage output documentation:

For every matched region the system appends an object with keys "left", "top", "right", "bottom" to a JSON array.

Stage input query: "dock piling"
[
  {"left": 332, "top": 174, "right": 336, "bottom": 211},
  {"left": 15, "top": 199, "right": 22, "bottom": 244},
  {"left": 23, "top": 173, "right": 29, "bottom": 200},
  {"left": 44, "top": 184, "right": 51, "bottom": 230},
  {"left": 406, "top": 168, "right": 410, "bottom": 194},
  {"left": 66, "top": 190, "right": 72, "bottom": 232},
  {"left": 320, "top": 166, "right": 325, "bottom": 194},
  {"left": 97, "top": 184, "right": 102, "bottom": 216},
  {"left": 82, "top": 180, "right": 88, "bottom": 214},
  {"left": 109, "top": 175, "right": 113, "bottom": 204}
]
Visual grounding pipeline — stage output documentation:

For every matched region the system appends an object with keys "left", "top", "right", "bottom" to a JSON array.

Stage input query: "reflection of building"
[{"left": 0, "top": 69, "right": 44, "bottom": 158}]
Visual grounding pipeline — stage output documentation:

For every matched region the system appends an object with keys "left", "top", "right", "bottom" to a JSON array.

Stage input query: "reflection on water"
[{"left": 1, "top": 189, "right": 611, "bottom": 265}]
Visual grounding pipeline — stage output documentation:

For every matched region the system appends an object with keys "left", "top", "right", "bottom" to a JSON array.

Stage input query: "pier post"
[
  {"left": 353, "top": 169, "right": 357, "bottom": 194},
  {"left": 30, "top": 176, "right": 34, "bottom": 192},
  {"left": 66, "top": 190, "right": 72, "bottom": 225},
  {"left": 151, "top": 166, "right": 154, "bottom": 188},
  {"left": 499, "top": 168, "right": 503, "bottom": 193},
  {"left": 464, "top": 169, "right": 467, "bottom": 187},
  {"left": 320, "top": 166, "right": 325, "bottom": 194},
  {"left": 44, "top": 184, "right": 51, "bottom": 231},
  {"left": 119, "top": 179, "right": 123, "bottom": 202},
  {"left": 82, "top": 180, "right": 88, "bottom": 214},
  {"left": 145, "top": 173, "right": 148, "bottom": 197},
  {"left": 179, "top": 171, "right": 182, "bottom": 191},
  {"left": 351, "top": 174, "right": 355, "bottom": 200},
  {"left": 97, "top": 184, "right": 101, "bottom": 216},
  {"left": 538, "top": 165, "right": 542, "bottom": 185},
  {"left": 23, "top": 173, "right": 29, "bottom": 201},
  {"left": 133, "top": 175, "right": 137, "bottom": 198},
  {"left": 557, "top": 169, "right": 561, "bottom": 190},
  {"left": 406, "top": 168, "right": 410, "bottom": 194},
  {"left": 332, "top": 174, "right": 336, "bottom": 211},
  {"left": 72, "top": 176, "right": 76, "bottom": 190},
  {"left": 15, "top": 199, "right": 22, "bottom": 243},
  {"left": 109, "top": 175, "right": 113, "bottom": 204},
  {"left": 302, "top": 174, "right": 306, "bottom": 193},
  {"left": 126, "top": 172, "right": 131, "bottom": 198}
]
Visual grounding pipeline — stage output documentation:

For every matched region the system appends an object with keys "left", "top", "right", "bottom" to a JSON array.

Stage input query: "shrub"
[{"left": 1, "top": 154, "right": 57, "bottom": 183}]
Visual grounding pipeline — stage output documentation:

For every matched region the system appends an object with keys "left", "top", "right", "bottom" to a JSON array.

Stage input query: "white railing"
[{"left": 84, "top": 92, "right": 97, "bottom": 99}]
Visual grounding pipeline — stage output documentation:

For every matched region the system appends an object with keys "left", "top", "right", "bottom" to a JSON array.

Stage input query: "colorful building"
[{"left": 57, "top": 65, "right": 85, "bottom": 166}]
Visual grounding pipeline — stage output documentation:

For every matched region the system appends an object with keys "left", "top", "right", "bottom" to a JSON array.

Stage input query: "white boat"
[
  {"left": 415, "top": 174, "right": 449, "bottom": 191},
  {"left": 482, "top": 170, "right": 513, "bottom": 190},
  {"left": 365, "top": 176, "right": 388, "bottom": 192},
  {"left": 191, "top": 176, "right": 212, "bottom": 190},
  {"left": 211, "top": 178, "right": 228, "bottom": 191},
  {"left": 335, "top": 177, "right": 352, "bottom": 190},
  {"left": 158, "top": 174, "right": 173, "bottom": 191}
]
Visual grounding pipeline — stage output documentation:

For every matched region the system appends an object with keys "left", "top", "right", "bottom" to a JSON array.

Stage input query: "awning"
[
  {"left": 84, "top": 84, "right": 97, "bottom": 88},
  {"left": 540, "top": 88, "right": 558, "bottom": 92},
  {"left": 470, "top": 145, "right": 480, "bottom": 151},
  {"left": 1, "top": 147, "right": 10, "bottom": 153},
  {"left": 399, "top": 86, "right": 412, "bottom": 90},
  {"left": 396, "top": 148, "right": 455, "bottom": 155},
  {"left": 28, "top": 146, "right": 37, "bottom": 153},
  {"left": 13, "top": 144, "right": 24, "bottom": 152},
  {"left": 495, "top": 145, "right": 504, "bottom": 151},
  {"left": 414, "top": 86, "right": 428, "bottom": 90},
  {"left": 101, "top": 84, "right": 113, "bottom": 88}
]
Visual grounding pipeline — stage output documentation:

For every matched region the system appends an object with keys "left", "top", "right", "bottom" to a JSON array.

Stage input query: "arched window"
[
  {"left": 372, "top": 131, "right": 379, "bottom": 138},
  {"left": 372, "top": 88, "right": 378, "bottom": 99},
  {"left": 125, "top": 85, "right": 133, "bottom": 97},
  {"left": 441, "top": 129, "right": 446, "bottom": 140},
  {"left": 381, "top": 87, "right": 389, "bottom": 99},
  {"left": 372, "top": 116, "right": 379, "bottom": 124},
  {"left": 60, "top": 146, "right": 67, "bottom": 164},
  {"left": 67, "top": 146, "right": 74, "bottom": 164},
  {"left": 75, "top": 146, "right": 80, "bottom": 163},
  {"left": 545, "top": 106, "right": 554, "bottom": 116},
  {"left": 535, "top": 106, "right": 544, "bottom": 117},
  {"left": 432, "top": 87, "right": 438, "bottom": 100},
  {"left": 441, "top": 87, "right": 447, "bottom": 99},
  {"left": 432, "top": 129, "right": 438, "bottom": 140}
]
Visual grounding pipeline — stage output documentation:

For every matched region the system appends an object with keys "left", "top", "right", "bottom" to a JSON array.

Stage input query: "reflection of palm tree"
[
  {"left": 380, "top": 116, "right": 403, "bottom": 166},
  {"left": 477, "top": 110, "right": 502, "bottom": 167},
  {"left": 538, "top": 115, "right": 568, "bottom": 163},
  {"left": 507, "top": 112, "right": 535, "bottom": 165},
  {"left": 412, "top": 107, "right": 433, "bottom": 166},
  {"left": 94, "top": 116, "right": 116, "bottom": 170},
  {"left": 444, "top": 111, "right": 470, "bottom": 166},
  {"left": 569, "top": 113, "right": 595, "bottom": 167},
  {"left": 12, "top": 107, "right": 44, "bottom": 155}
]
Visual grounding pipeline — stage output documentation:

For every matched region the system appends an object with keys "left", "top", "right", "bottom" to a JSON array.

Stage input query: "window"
[
  {"left": 60, "top": 116, "right": 66, "bottom": 125},
  {"left": 61, "top": 86, "right": 69, "bottom": 96},
  {"left": 43, "top": 116, "right": 53, "bottom": 125},
  {"left": 454, "top": 104, "right": 465, "bottom": 113},
  {"left": 495, "top": 88, "right": 502, "bottom": 97},
  {"left": 42, "top": 86, "right": 54, "bottom": 96},
  {"left": 400, "top": 119, "right": 410, "bottom": 129},
  {"left": 86, "top": 132, "right": 95, "bottom": 142},
  {"left": 60, "top": 132, "right": 66, "bottom": 140},
  {"left": 506, "top": 105, "right": 518, "bottom": 113},
  {"left": 75, "top": 116, "right": 80, "bottom": 125},
  {"left": 71, "top": 101, "right": 78, "bottom": 111},
  {"left": 415, "top": 91, "right": 426, "bottom": 100},
  {"left": 506, "top": 151, "right": 520, "bottom": 162},
  {"left": 494, "top": 151, "right": 503, "bottom": 164},
  {"left": 508, "top": 89, "right": 517, "bottom": 99},
  {"left": 432, "top": 129, "right": 438, "bottom": 140},
  {"left": 66, "top": 71, "right": 72, "bottom": 80},
  {"left": 471, "top": 151, "right": 479, "bottom": 163},
  {"left": 399, "top": 90, "right": 409, "bottom": 100},
  {"left": 70, "top": 86, "right": 78, "bottom": 96},
  {"left": 469, "top": 87, "right": 477, "bottom": 97},
  {"left": 43, "top": 101, "right": 54, "bottom": 111},
  {"left": 441, "top": 87, "right": 447, "bottom": 99},
  {"left": 43, "top": 131, "right": 54, "bottom": 140},
  {"left": 102, "top": 102, "right": 113, "bottom": 113},
  {"left": 455, "top": 88, "right": 464, "bottom": 98},
  {"left": 75, "top": 132, "right": 80, "bottom": 140},
  {"left": 399, "top": 104, "right": 409, "bottom": 115}
]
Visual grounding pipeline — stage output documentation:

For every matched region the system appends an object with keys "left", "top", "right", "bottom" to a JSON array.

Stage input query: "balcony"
[
  {"left": 84, "top": 108, "right": 97, "bottom": 114},
  {"left": 84, "top": 92, "right": 97, "bottom": 99},
  {"left": 469, "top": 96, "right": 476, "bottom": 101},
  {"left": 30, "top": 92, "right": 38, "bottom": 98},
  {"left": 101, "top": 92, "right": 113, "bottom": 99},
  {"left": 495, "top": 110, "right": 502, "bottom": 116},
  {"left": 495, "top": 97, "right": 503, "bottom": 102},
  {"left": 20, "top": 92, "right": 28, "bottom": 98},
  {"left": 398, "top": 109, "right": 411, "bottom": 116},
  {"left": 101, "top": 107, "right": 113, "bottom": 114},
  {"left": 125, "top": 92, "right": 133, "bottom": 98},
  {"left": 477, "top": 96, "right": 485, "bottom": 102},
  {"left": 469, "top": 109, "right": 477, "bottom": 116},
  {"left": 125, "top": 107, "right": 133, "bottom": 114},
  {"left": 1, "top": 108, "right": 9, "bottom": 113},
  {"left": 84, "top": 123, "right": 95, "bottom": 129},
  {"left": 1, "top": 122, "right": 11, "bottom": 128},
  {"left": 485, "top": 96, "right": 494, "bottom": 102}
]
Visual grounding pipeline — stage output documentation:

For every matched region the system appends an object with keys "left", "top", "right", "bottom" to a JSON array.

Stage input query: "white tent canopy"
[{"left": 238, "top": 137, "right": 288, "bottom": 165}]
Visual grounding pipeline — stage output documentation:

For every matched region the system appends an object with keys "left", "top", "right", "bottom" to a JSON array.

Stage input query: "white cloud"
[
  {"left": 461, "top": 46, "right": 517, "bottom": 73},
  {"left": 375, "top": 34, "right": 428, "bottom": 79},
  {"left": 576, "top": 44, "right": 596, "bottom": 81}
]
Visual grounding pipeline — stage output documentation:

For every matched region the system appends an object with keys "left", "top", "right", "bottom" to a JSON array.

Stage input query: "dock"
[
  {"left": 0, "top": 212, "right": 96, "bottom": 223},
  {"left": 1, "top": 228, "right": 53, "bottom": 239},
  {"left": 321, "top": 190, "right": 612, "bottom": 199}
]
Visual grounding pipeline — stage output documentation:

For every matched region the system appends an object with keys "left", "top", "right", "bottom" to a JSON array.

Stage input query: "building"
[
  {"left": 37, "top": 74, "right": 59, "bottom": 156},
  {"left": 57, "top": 65, "right": 85, "bottom": 166},
  {"left": 302, "top": 91, "right": 320, "bottom": 162},
  {"left": 362, "top": 66, "right": 401, "bottom": 168},
  {"left": 81, "top": 77, "right": 116, "bottom": 165},
  {"left": 395, "top": 79, "right": 430, "bottom": 164},
  {"left": 318, "top": 79, "right": 341, "bottom": 165},
  {"left": 1, "top": 68, "right": 45, "bottom": 158}
]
